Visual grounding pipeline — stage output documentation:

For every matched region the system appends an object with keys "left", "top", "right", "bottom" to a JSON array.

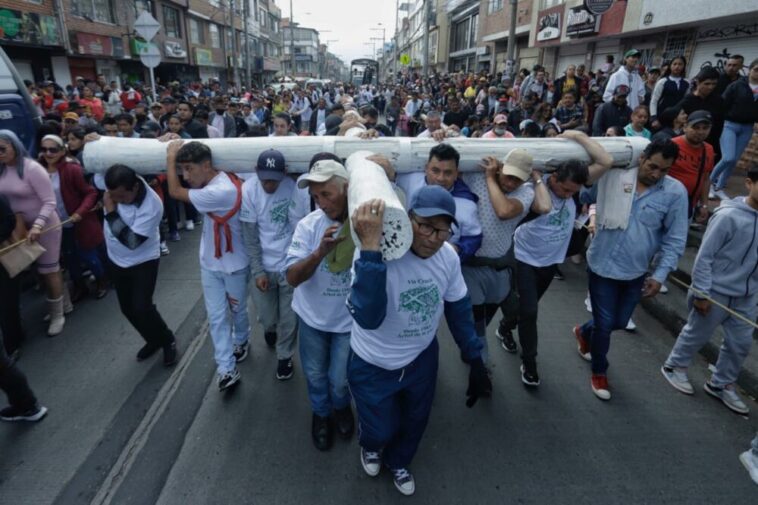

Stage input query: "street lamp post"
[{"left": 371, "top": 24, "right": 386, "bottom": 80}]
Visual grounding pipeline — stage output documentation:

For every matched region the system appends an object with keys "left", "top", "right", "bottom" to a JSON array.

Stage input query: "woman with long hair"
[
  {"left": 650, "top": 55, "right": 689, "bottom": 129},
  {"left": 0, "top": 130, "right": 68, "bottom": 335}
]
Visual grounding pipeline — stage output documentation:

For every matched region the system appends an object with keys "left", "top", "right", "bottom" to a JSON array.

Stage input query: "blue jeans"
[
  {"left": 298, "top": 317, "right": 351, "bottom": 417},
  {"left": 201, "top": 267, "right": 250, "bottom": 375},
  {"left": 348, "top": 338, "right": 439, "bottom": 470},
  {"left": 579, "top": 270, "right": 646, "bottom": 374},
  {"left": 710, "top": 121, "right": 755, "bottom": 190}
]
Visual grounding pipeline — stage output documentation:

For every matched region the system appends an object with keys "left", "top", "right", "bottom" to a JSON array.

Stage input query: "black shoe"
[
  {"left": 276, "top": 357, "right": 294, "bottom": 381},
  {"left": 233, "top": 341, "right": 249, "bottom": 362},
  {"left": 553, "top": 266, "right": 565, "bottom": 281},
  {"left": 311, "top": 414, "right": 333, "bottom": 451},
  {"left": 264, "top": 331, "right": 277, "bottom": 348},
  {"left": 136, "top": 343, "right": 160, "bottom": 361},
  {"left": 217, "top": 368, "right": 241, "bottom": 391},
  {"left": 0, "top": 404, "right": 48, "bottom": 422},
  {"left": 334, "top": 405, "right": 355, "bottom": 439},
  {"left": 497, "top": 328, "right": 517, "bottom": 353},
  {"left": 163, "top": 340, "right": 178, "bottom": 367},
  {"left": 520, "top": 363, "right": 541, "bottom": 387}
]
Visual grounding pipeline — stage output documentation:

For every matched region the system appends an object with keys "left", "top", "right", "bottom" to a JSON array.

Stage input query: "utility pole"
[
  {"left": 230, "top": 0, "right": 239, "bottom": 86},
  {"left": 394, "top": 0, "right": 399, "bottom": 80},
  {"left": 505, "top": 0, "right": 518, "bottom": 79},
  {"left": 422, "top": 0, "right": 432, "bottom": 76},
  {"left": 243, "top": 0, "right": 251, "bottom": 87},
  {"left": 289, "top": 0, "right": 296, "bottom": 78}
]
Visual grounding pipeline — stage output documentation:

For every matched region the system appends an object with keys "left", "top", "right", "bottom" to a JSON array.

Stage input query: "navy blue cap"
[
  {"left": 687, "top": 110, "right": 712, "bottom": 126},
  {"left": 410, "top": 185, "right": 458, "bottom": 226},
  {"left": 256, "top": 149, "right": 286, "bottom": 181}
]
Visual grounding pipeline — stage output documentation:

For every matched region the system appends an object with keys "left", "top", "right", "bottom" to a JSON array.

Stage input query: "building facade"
[{"left": 281, "top": 19, "right": 319, "bottom": 78}]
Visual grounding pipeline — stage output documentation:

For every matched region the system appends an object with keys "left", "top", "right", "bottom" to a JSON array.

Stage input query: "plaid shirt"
[{"left": 554, "top": 105, "right": 583, "bottom": 126}]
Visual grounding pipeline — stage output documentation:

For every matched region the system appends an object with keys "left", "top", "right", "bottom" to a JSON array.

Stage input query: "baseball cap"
[
  {"left": 624, "top": 49, "right": 641, "bottom": 59},
  {"left": 613, "top": 84, "right": 630, "bottom": 97},
  {"left": 160, "top": 96, "right": 176, "bottom": 104},
  {"left": 410, "top": 185, "right": 458, "bottom": 226},
  {"left": 63, "top": 112, "right": 79, "bottom": 121},
  {"left": 141, "top": 121, "right": 162, "bottom": 134},
  {"left": 687, "top": 110, "right": 712, "bottom": 126},
  {"left": 256, "top": 149, "right": 286, "bottom": 181},
  {"left": 297, "top": 159, "right": 348, "bottom": 188},
  {"left": 75, "top": 76, "right": 85, "bottom": 81},
  {"left": 494, "top": 114, "right": 508, "bottom": 124},
  {"left": 501, "top": 149, "right": 533, "bottom": 182}
]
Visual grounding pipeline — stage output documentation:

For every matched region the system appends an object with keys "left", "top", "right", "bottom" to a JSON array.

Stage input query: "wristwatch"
[{"left": 534, "top": 178, "right": 543, "bottom": 185}]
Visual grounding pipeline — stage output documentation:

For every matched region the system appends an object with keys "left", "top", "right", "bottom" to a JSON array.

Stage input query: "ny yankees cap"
[
  {"left": 297, "top": 159, "right": 348, "bottom": 188},
  {"left": 256, "top": 149, "right": 286, "bottom": 181}
]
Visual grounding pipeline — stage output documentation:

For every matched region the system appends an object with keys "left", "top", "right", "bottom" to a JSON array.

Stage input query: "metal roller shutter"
[{"left": 689, "top": 38, "right": 757, "bottom": 80}]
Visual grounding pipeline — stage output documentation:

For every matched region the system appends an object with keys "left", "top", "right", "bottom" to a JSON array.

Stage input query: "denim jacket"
[{"left": 581, "top": 175, "right": 688, "bottom": 283}]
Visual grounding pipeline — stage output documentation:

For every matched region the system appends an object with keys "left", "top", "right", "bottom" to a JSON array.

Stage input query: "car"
[{"left": 0, "top": 46, "right": 42, "bottom": 155}]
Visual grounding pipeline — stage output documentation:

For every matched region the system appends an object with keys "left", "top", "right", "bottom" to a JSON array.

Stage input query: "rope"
[
  {"left": 667, "top": 275, "right": 758, "bottom": 330},
  {"left": 0, "top": 206, "right": 98, "bottom": 257}
]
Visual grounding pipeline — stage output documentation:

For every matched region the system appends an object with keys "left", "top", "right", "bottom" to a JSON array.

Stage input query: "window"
[
  {"left": 162, "top": 6, "right": 180, "bottom": 38},
  {"left": 662, "top": 33, "right": 690, "bottom": 62},
  {"left": 469, "top": 14, "right": 478, "bottom": 48},
  {"left": 134, "top": 0, "right": 152, "bottom": 16},
  {"left": 260, "top": 9, "right": 266, "bottom": 27},
  {"left": 190, "top": 18, "right": 204, "bottom": 45},
  {"left": 210, "top": 24, "right": 221, "bottom": 48},
  {"left": 271, "top": 16, "right": 278, "bottom": 33},
  {"left": 539, "top": 0, "right": 564, "bottom": 9},
  {"left": 226, "top": 29, "right": 233, "bottom": 52},
  {"left": 452, "top": 18, "right": 470, "bottom": 52},
  {"left": 72, "top": 0, "right": 115, "bottom": 24},
  {"left": 488, "top": 0, "right": 503, "bottom": 14}
]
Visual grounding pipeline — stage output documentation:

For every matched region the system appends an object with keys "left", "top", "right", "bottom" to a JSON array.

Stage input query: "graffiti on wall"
[
  {"left": 699, "top": 48, "right": 748, "bottom": 74},
  {"left": 697, "top": 23, "right": 758, "bottom": 41}
]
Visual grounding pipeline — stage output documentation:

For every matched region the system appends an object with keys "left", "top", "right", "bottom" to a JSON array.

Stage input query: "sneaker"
[
  {"left": 496, "top": 327, "right": 517, "bottom": 353},
  {"left": 185, "top": 220, "right": 195, "bottom": 231},
  {"left": 311, "top": 413, "right": 333, "bottom": 451},
  {"left": 391, "top": 467, "right": 416, "bottom": 496},
  {"left": 360, "top": 448, "right": 382, "bottom": 477},
  {"left": 264, "top": 331, "right": 277, "bottom": 348},
  {"left": 136, "top": 343, "right": 160, "bottom": 361},
  {"left": 661, "top": 365, "right": 694, "bottom": 395},
  {"left": 714, "top": 189, "right": 730, "bottom": 201},
  {"left": 659, "top": 284, "right": 669, "bottom": 294},
  {"left": 591, "top": 374, "right": 611, "bottom": 400},
  {"left": 168, "top": 231, "right": 180, "bottom": 242},
  {"left": 625, "top": 318, "right": 637, "bottom": 331},
  {"left": 334, "top": 405, "right": 355, "bottom": 439},
  {"left": 160, "top": 241, "right": 170, "bottom": 256},
  {"left": 584, "top": 295, "right": 592, "bottom": 313},
  {"left": 163, "top": 340, "right": 178, "bottom": 367},
  {"left": 520, "top": 363, "right": 540, "bottom": 387},
  {"left": 217, "top": 368, "right": 241, "bottom": 391},
  {"left": 573, "top": 325, "right": 591, "bottom": 361},
  {"left": 553, "top": 266, "right": 565, "bottom": 281},
  {"left": 233, "top": 341, "right": 249, "bottom": 363},
  {"left": 0, "top": 404, "right": 48, "bottom": 422},
  {"left": 739, "top": 450, "right": 758, "bottom": 485},
  {"left": 276, "top": 357, "right": 294, "bottom": 381},
  {"left": 704, "top": 381, "right": 749, "bottom": 415}
]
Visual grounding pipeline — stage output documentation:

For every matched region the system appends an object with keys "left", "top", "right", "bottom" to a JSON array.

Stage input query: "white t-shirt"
[
  {"left": 514, "top": 176, "right": 576, "bottom": 267},
  {"left": 239, "top": 175, "right": 296, "bottom": 273},
  {"left": 188, "top": 172, "right": 249, "bottom": 273},
  {"left": 105, "top": 180, "right": 163, "bottom": 268},
  {"left": 462, "top": 174, "right": 534, "bottom": 258},
  {"left": 350, "top": 243, "right": 468, "bottom": 370},
  {"left": 284, "top": 209, "right": 353, "bottom": 333}
]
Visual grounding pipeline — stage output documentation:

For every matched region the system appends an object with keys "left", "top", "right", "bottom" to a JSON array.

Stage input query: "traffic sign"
[
  {"left": 139, "top": 44, "right": 161, "bottom": 68},
  {"left": 399, "top": 54, "right": 410, "bottom": 65},
  {"left": 134, "top": 11, "right": 161, "bottom": 42}
]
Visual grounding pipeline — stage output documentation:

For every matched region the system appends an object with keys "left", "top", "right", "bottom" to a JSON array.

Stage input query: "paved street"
[{"left": 1, "top": 231, "right": 756, "bottom": 505}]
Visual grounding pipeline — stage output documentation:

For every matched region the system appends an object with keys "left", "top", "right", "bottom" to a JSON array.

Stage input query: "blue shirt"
[{"left": 582, "top": 175, "right": 688, "bottom": 283}]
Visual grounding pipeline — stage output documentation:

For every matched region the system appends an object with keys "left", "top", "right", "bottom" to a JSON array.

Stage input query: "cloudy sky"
[{"left": 279, "top": 0, "right": 401, "bottom": 64}]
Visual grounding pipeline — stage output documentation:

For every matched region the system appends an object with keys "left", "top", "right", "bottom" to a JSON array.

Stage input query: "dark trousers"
[
  {"left": 579, "top": 269, "right": 646, "bottom": 374},
  {"left": 501, "top": 260, "right": 557, "bottom": 366},
  {"left": 473, "top": 303, "right": 501, "bottom": 337},
  {"left": 108, "top": 258, "right": 174, "bottom": 347},
  {"left": 0, "top": 328, "right": 36, "bottom": 411},
  {"left": 348, "top": 338, "right": 439, "bottom": 469},
  {"left": 0, "top": 266, "right": 24, "bottom": 355}
]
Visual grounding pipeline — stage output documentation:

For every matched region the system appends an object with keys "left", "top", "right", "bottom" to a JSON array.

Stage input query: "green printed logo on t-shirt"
[{"left": 399, "top": 283, "right": 440, "bottom": 327}]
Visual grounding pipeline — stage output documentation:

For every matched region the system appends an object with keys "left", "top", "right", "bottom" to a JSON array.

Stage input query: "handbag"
[{"left": 0, "top": 239, "right": 47, "bottom": 278}]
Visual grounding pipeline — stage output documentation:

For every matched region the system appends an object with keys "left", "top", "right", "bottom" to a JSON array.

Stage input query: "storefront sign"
[
  {"left": 165, "top": 41, "right": 187, "bottom": 59},
  {"left": 566, "top": 7, "right": 601, "bottom": 37},
  {"left": 537, "top": 12, "right": 561, "bottom": 42},
  {"left": 0, "top": 8, "right": 61, "bottom": 46},
  {"left": 130, "top": 39, "right": 161, "bottom": 57},
  {"left": 263, "top": 57, "right": 280, "bottom": 72},
  {"left": 584, "top": 0, "right": 614, "bottom": 16},
  {"left": 77, "top": 33, "right": 124, "bottom": 57},
  {"left": 195, "top": 48, "right": 214, "bottom": 66}
]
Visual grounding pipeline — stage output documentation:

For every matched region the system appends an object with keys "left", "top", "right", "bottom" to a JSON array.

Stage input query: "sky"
[{"left": 279, "top": 0, "right": 400, "bottom": 65}]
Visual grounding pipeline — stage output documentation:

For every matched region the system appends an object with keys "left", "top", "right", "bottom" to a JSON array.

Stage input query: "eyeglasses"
[
  {"left": 412, "top": 216, "right": 453, "bottom": 240},
  {"left": 41, "top": 146, "right": 62, "bottom": 154}
]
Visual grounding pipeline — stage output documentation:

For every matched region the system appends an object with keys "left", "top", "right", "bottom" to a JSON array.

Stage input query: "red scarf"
[{"left": 207, "top": 172, "right": 243, "bottom": 258}]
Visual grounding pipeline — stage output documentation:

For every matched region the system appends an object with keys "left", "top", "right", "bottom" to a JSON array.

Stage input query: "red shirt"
[
  {"left": 120, "top": 90, "right": 143, "bottom": 111},
  {"left": 669, "top": 136, "right": 714, "bottom": 208}
]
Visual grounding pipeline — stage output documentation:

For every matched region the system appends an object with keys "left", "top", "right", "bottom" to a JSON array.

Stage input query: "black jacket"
[
  {"left": 722, "top": 79, "right": 758, "bottom": 125},
  {"left": 0, "top": 194, "right": 14, "bottom": 243},
  {"left": 592, "top": 101, "right": 632, "bottom": 136},
  {"left": 184, "top": 119, "right": 209, "bottom": 139}
]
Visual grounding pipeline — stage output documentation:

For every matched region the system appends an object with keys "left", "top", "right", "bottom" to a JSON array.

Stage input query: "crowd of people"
[{"left": 2, "top": 47, "right": 758, "bottom": 492}]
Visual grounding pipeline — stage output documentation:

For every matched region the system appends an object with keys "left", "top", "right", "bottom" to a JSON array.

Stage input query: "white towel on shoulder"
[{"left": 596, "top": 167, "right": 638, "bottom": 230}]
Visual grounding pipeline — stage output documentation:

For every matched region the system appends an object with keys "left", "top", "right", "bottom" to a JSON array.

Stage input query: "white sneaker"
[
  {"left": 704, "top": 381, "right": 749, "bottom": 414},
  {"left": 661, "top": 365, "right": 694, "bottom": 395},
  {"left": 360, "top": 448, "right": 381, "bottom": 477},
  {"left": 739, "top": 450, "right": 758, "bottom": 485},
  {"left": 659, "top": 284, "right": 669, "bottom": 294},
  {"left": 714, "top": 189, "right": 730, "bottom": 201},
  {"left": 160, "top": 241, "right": 170, "bottom": 256},
  {"left": 625, "top": 318, "right": 636, "bottom": 331},
  {"left": 391, "top": 467, "right": 416, "bottom": 496},
  {"left": 185, "top": 220, "right": 195, "bottom": 231},
  {"left": 584, "top": 295, "right": 592, "bottom": 313}
]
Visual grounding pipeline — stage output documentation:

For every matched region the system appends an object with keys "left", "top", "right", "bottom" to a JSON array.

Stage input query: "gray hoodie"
[{"left": 691, "top": 197, "right": 758, "bottom": 299}]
